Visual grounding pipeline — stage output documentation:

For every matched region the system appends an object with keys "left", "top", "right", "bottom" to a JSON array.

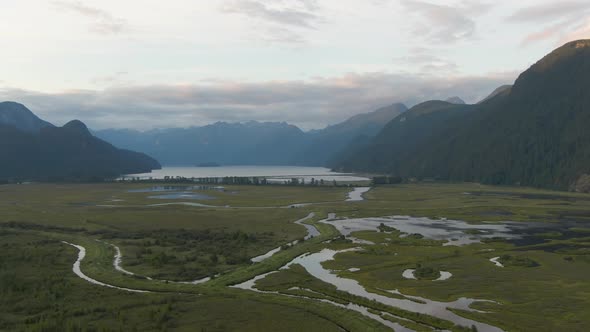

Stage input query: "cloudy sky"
[{"left": 1, "top": 0, "right": 589, "bottom": 130}]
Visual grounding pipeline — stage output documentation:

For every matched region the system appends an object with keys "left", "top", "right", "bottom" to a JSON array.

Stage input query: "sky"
[{"left": 1, "top": 0, "right": 589, "bottom": 130}]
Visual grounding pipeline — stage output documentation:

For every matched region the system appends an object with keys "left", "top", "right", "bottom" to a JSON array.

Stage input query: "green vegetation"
[
  {"left": 379, "top": 313, "right": 433, "bottom": 332},
  {"left": 333, "top": 40, "right": 590, "bottom": 190},
  {"left": 0, "top": 102, "right": 160, "bottom": 182},
  {"left": 0, "top": 232, "right": 353, "bottom": 332},
  {"left": 2, "top": 182, "right": 590, "bottom": 331},
  {"left": 413, "top": 265, "right": 440, "bottom": 280},
  {"left": 497, "top": 255, "right": 540, "bottom": 268}
]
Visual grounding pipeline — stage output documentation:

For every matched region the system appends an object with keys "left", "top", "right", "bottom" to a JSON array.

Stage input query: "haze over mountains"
[
  {"left": 94, "top": 103, "right": 409, "bottom": 167},
  {"left": 2, "top": 40, "right": 590, "bottom": 190},
  {"left": 0, "top": 102, "right": 160, "bottom": 181}
]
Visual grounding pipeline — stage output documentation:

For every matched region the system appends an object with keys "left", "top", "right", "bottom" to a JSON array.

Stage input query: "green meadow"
[{"left": 1, "top": 182, "right": 590, "bottom": 331}]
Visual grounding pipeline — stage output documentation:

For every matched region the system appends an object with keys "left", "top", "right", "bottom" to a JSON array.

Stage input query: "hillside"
[
  {"left": 331, "top": 100, "right": 473, "bottom": 173},
  {"left": 333, "top": 40, "right": 590, "bottom": 189},
  {"left": 0, "top": 101, "right": 54, "bottom": 133},
  {"left": 96, "top": 103, "right": 407, "bottom": 166},
  {"left": 296, "top": 103, "right": 408, "bottom": 165},
  {"left": 96, "top": 121, "right": 307, "bottom": 166},
  {"left": 0, "top": 103, "right": 161, "bottom": 181}
]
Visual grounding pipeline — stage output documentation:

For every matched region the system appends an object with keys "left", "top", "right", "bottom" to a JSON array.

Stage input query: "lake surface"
[
  {"left": 148, "top": 192, "right": 214, "bottom": 200},
  {"left": 122, "top": 166, "right": 369, "bottom": 182}
]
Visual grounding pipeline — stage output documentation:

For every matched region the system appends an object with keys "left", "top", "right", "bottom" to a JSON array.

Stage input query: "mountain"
[
  {"left": 0, "top": 101, "right": 54, "bottom": 133},
  {"left": 445, "top": 96, "right": 466, "bottom": 104},
  {"left": 331, "top": 100, "right": 472, "bottom": 173},
  {"left": 333, "top": 40, "right": 590, "bottom": 189},
  {"left": 96, "top": 103, "right": 408, "bottom": 166},
  {"left": 0, "top": 103, "right": 161, "bottom": 181},
  {"left": 96, "top": 121, "right": 307, "bottom": 166},
  {"left": 478, "top": 85, "right": 512, "bottom": 104},
  {"left": 295, "top": 103, "right": 408, "bottom": 166}
]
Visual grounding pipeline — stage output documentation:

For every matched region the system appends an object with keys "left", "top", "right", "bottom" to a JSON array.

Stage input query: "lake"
[{"left": 122, "top": 166, "right": 370, "bottom": 182}]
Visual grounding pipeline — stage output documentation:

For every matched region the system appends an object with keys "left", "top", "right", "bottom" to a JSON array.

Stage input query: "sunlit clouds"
[{"left": 0, "top": 0, "right": 588, "bottom": 129}]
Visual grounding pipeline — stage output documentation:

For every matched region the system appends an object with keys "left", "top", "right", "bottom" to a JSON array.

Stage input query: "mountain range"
[
  {"left": 331, "top": 40, "right": 590, "bottom": 190},
  {"left": 94, "top": 103, "right": 408, "bottom": 167},
  {"left": 3, "top": 39, "right": 589, "bottom": 189},
  {"left": 0, "top": 102, "right": 161, "bottom": 181}
]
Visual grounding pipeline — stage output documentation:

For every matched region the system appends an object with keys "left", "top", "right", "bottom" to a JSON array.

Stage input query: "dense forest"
[
  {"left": 0, "top": 103, "right": 160, "bottom": 181},
  {"left": 332, "top": 40, "right": 590, "bottom": 190}
]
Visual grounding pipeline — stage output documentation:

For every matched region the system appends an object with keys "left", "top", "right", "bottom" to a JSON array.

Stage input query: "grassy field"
[
  {"left": 1, "top": 182, "right": 590, "bottom": 331},
  {"left": 314, "top": 182, "right": 590, "bottom": 223},
  {"left": 0, "top": 231, "right": 371, "bottom": 331}
]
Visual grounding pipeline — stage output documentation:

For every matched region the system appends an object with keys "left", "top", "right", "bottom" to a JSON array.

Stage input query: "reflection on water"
[
  {"left": 437, "top": 271, "right": 453, "bottom": 281},
  {"left": 128, "top": 185, "right": 225, "bottom": 193},
  {"left": 148, "top": 202, "right": 219, "bottom": 208},
  {"left": 291, "top": 249, "right": 500, "bottom": 331},
  {"left": 490, "top": 257, "right": 504, "bottom": 267},
  {"left": 123, "top": 166, "right": 370, "bottom": 182},
  {"left": 251, "top": 213, "right": 318, "bottom": 263},
  {"left": 322, "top": 215, "right": 526, "bottom": 246},
  {"left": 148, "top": 192, "right": 214, "bottom": 200},
  {"left": 402, "top": 269, "right": 417, "bottom": 280},
  {"left": 235, "top": 248, "right": 502, "bottom": 331},
  {"left": 346, "top": 187, "right": 371, "bottom": 202},
  {"left": 62, "top": 242, "right": 149, "bottom": 293},
  {"left": 402, "top": 269, "right": 453, "bottom": 281}
]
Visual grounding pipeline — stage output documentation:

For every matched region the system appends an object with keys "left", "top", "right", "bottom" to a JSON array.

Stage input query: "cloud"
[
  {"left": 400, "top": 0, "right": 491, "bottom": 43},
  {"left": 0, "top": 72, "right": 515, "bottom": 131},
  {"left": 562, "top": 20, "right": 590, "bottom": 44},
  {"left": 506, "top": 1, "right": 589, "bottom": 23},
  {"left": 506, "top": 1, "right": 590, "bottom": 45},
  {"left": 394, "top": 47, "right": 458, "bottom": 74},
  {"left": 221, "top": 0, "right": 322, "bottom": 44},
  {"left": 222, "top": 0, "right": 320, "bottom": 28},
  {"left": 52, "top": 1, "right": 128, "bottom": 35},
  {"left": 91, "top": 72, "right": 130, "bottom": 86}
]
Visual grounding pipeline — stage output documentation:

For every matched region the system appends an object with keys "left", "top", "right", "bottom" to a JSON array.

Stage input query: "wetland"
[{"left": 1, "top": 182, "right": 590, "bottom": 331}]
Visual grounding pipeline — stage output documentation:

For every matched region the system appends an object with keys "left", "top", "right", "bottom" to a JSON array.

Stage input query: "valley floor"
[{"left": 1, "top": 182, "right": 590, "bottom": 331}]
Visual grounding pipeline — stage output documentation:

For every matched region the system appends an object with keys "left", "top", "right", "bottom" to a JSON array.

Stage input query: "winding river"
[
  {"left": 62, "top": 241, "right": 149, "bottom": 293},
  {"left": 251, "top": 213, "right": 319, "bottom": 263},
  {"left": 61, "top": 185, "right": 505, "bottom": 331},
  {"left": 235, "top": 248, "right": 502, "bottom": 332},
  {"left": 346, "top": 187, "right": 371, "bottom": 202}
]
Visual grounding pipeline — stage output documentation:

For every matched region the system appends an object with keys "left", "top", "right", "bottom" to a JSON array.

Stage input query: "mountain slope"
[
  {"left": 295, "top": 103, "right": 408, "bottom": 165},
  {"left": 96, "top": 121, "right": 307, "bottom": 166},
  {"left": 96, "top": 103, "right": 408, "bottom": 166},
  {"left": 331, "top": 100, "right": 473, "bottom": 173},
  {"left": 334, "top": 40, "right": 590, "bottom": 189},
  {"left": 478, "top": 85, "right": 512, "bottom": 104},
  {"left": 445, "top": 96, "right": 466, "bottom": 104},
  {"left": 0, "top": 104, "right": 161, "bottom": 180},
  {"left": 0, "top": 101, "right": 54, "bottom": 133}
]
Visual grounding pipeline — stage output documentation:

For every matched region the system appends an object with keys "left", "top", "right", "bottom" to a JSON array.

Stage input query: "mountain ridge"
[
  {"left": 0, "top": 103, "right": 161, "bottom": 181},
  {"left": 95, "top": 102, "right": 408, "bottom": 167},
  {"left": 332, "top": 39, "right": 590, "bottom": 189},
  {"left": 0, "top": 101, "right": 54, "bottom": 133}
]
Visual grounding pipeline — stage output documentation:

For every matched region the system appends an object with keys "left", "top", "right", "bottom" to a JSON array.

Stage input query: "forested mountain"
[
  {"left": 0, "top": 103, "right": 161, "bottom": 181},
  {"left": 96, "top": 121, "right": 307, "bottom": 166},
  {"left": 0, "top": 102, "right": 54, "bottom": 133},
  {"left": 294, "top": 103, "right": 408, "bottom": 165},
  {"left": 331, "top": 100, "right": 473, "bottom": 173},
  {"left": 477, "top": 85, "right": 512, "bottom": 104},
  {"left": 96, "top": 103, "right": 408, "bottom": 166},
  {"left": 332, "top": 40, "right": 590, "bottom": 189}
]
